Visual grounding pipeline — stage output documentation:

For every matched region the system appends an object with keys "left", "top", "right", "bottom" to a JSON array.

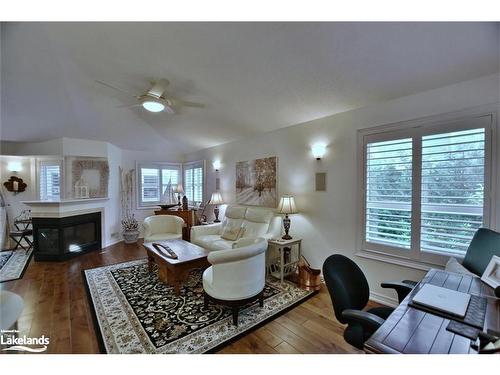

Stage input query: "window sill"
[{"left": 356, "top": 249, "right": 449, "bottom": 272}]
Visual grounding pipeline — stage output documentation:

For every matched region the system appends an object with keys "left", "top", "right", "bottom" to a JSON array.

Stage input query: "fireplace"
[{"left": 32, "top": 211, "right": 102, "bottom": 261}]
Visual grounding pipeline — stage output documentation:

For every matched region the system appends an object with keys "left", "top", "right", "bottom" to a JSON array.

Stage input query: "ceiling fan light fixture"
[{"left": 142, "top": 99, "right": 165, "bottom": 112}]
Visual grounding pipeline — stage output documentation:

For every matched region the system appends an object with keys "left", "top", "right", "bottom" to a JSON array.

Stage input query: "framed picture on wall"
[
  {"left": 481, "top": 255, "right": 500, "bottom": 289},
  {"left": 235, "top": 156, "right": 278, "bottom": 208}
]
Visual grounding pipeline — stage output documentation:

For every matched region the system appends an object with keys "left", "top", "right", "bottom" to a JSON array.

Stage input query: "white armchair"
[
  {"left": 143, "top": 215, "right": 184, "bottom": 242},
  {"left": 203, "top": 237, "right": 268, "bottom": 325}
]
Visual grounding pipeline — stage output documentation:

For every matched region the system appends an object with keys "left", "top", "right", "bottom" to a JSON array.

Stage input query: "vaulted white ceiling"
[{"left": 1, "top": 22, "right": 498, "bottom": 155}]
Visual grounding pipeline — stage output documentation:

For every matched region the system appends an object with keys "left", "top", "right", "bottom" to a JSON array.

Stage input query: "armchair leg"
[
  {"left": 203, "top": 292, "right": 209, "bottom": 309},
  {"left": 232, "top": 307, "right": 239, "bottom": 326}
]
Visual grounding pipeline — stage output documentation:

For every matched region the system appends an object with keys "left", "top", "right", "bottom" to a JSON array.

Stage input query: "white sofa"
[
  {"left": 191, "top": 205, "right": 281, "bottom": 251},
  {"left": 203, "top": 237, "right": 268, "bottom": 325},
  {"left": 143, "top": 215, "right": 184, "bottom": 242}
]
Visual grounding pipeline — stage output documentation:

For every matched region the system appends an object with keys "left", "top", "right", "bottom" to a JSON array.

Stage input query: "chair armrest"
[
  {"left": 190, "top": 223, "right": 222, "bottom": 241},
  {"left": 208, "top": 238, "right": 267, "bottom": 265},
  {"left": 233, "top": 237, "right": 264, "bottom": 248},
  {"left": 381, "top": 281, "right": 414, "bottom": 303},
  {"left": 342, "top": 309, "right": 385, "bottom": 333},
  {"left": 143, "top": 221, "right": 152, "bottom": 239}
]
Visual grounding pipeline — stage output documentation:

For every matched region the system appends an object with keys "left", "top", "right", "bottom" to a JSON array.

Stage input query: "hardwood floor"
[{"left": 1, "top": 241, "right": 381, "bottom": 354}]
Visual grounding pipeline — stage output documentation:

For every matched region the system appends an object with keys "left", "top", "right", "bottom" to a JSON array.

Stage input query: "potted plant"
[
  {"left": 121, "top": 214, "right": 139, "bottom": 244},
  {"left": 120, "top": 167, "right": 139, "bottom": 244}
]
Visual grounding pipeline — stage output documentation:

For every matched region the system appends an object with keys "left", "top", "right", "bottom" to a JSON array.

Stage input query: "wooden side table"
[{"left": 267, "top": 238, "right": 302, "bottom": 283}]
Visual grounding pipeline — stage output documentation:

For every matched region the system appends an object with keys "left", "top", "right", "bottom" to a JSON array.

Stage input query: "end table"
[{"left": 267, "top": 238, "right": 302, "bottom": 283}]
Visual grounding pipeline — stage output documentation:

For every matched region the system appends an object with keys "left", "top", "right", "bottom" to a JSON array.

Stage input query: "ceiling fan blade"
[
  {"left": 170, "top": 98, "right": 205, "bottom": 108},
  {"left": 164, "top": 105, "right": 176, "bottom": 114},
  {"left": 149, "top": 78, "right": 170, "bottom": 98},
  {"left": 115, "top": 103, "right": 142, "bottom": 108},
  {"left": 96, "top": 80, "right": 139, "bottom": 98}
]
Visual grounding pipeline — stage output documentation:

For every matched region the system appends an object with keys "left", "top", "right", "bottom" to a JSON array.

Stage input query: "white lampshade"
[
  {"left": 210, "top": 191, "right": 224, "bottom": 205},
  {"left": 173, "top": 184, "right": 184, "bottom": 194},
  {"left": 277, "top": 195, "right": 298, "bottom": 214}
]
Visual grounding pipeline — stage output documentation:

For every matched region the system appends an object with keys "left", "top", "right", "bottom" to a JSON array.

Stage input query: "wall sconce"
[
  {"left": 311, "top": 143, "right": 327, "bottom": 160},
  {"left": 4, "top": 176, "right": 27, "bottom": 195},
  {"left": 7, "top": 161, "right": 22, "bottom": 173},
  {"left": 212, "top": 160, "right": 221, "bottom": 171}
]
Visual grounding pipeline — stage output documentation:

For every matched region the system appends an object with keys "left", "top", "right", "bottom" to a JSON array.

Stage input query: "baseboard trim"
[
  {"left": 369, "top": 291, "right": 398, "bottom": 308},
  {"left": 103, "top": 238, "right": 124, "bottom": 247}
]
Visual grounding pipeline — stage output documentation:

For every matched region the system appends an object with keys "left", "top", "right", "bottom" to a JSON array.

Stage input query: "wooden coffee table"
[{"left": 142, "top": 239, "right": 210, "bottom": 295}]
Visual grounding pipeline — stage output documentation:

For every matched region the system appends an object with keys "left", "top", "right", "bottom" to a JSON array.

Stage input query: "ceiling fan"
[{"left": 96, "top": 78, "right": 204, "bottom": 113}]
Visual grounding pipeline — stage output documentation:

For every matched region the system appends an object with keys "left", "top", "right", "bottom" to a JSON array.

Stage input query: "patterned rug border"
[
  {"left": 0, "top": 249, "right": 33, "bottom": 283},
  {"left": 82, "top": 258, "right": 317, "bottom": 354},
  {"left": 82, "top": 257, "right": 150, "bottom": 354}
]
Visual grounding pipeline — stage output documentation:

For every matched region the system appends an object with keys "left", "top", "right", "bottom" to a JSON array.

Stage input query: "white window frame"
[
  {"left": 37, "top": 158, "right": 64, "bottom": 201},
  {"left": 136, "top": 162, "right": 182, "bottom": 209},
  {"left": 357, "top": 107, "right": 497, "bottom": 271},
  {"left": 183, "top": 160, "right": 206, "bottom": 207}
]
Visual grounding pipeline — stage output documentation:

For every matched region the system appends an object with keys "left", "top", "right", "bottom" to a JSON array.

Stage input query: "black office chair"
[{"left": 323, "top": 254, "right": 413, "bottom": 349}]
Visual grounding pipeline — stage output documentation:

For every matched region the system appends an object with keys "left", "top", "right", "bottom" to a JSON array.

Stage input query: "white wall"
[{"left": 184, "top": 73, "right": 500, "bottom": 305}]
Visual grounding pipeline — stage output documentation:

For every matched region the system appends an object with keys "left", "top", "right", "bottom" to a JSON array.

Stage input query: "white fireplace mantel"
[{"left": 23, "top": 198, "right": 109, "bottom": 218}]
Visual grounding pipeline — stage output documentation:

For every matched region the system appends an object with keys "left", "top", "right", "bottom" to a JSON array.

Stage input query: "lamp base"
[
  {"left": 282, "top": 214, "right": 292, "bottom": 240},
  {"left": 213, "top": 206, "right": 220, "bottom": 223}
]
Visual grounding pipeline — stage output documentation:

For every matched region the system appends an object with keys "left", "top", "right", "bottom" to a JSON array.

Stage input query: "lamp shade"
[
  {"left": 210, "top": 191, "right": 224, "bottom": 205},
  {"left": 277, "top": 195, "right": 298, "bottom": 214},
  {"left": 173, "top": 184, "right": 184, "bottom": 194}
]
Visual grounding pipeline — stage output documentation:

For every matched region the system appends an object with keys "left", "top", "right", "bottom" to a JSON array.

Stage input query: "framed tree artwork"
[{"left": 236, "top": 156, "right": 278, "bottom": 208}]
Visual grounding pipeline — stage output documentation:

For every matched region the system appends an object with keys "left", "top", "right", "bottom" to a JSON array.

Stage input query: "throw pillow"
[
  {"left": 445, "top": 257, "right": 475, "bottom": 276},
  {"left": 221, "top": 226, "right": 243, "bottom": 241}
]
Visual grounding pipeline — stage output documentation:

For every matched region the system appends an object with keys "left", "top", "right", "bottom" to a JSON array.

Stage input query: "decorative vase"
[{"left": 122, "top": 230, "right": 139, "bottom": 244}]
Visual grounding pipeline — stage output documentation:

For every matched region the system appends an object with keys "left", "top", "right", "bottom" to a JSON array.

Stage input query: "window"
[
  {"left": 184, "top": 160, "right": 205, "bottom": 206},
  {"left": 359, "top": 113, "right": 494, "bottom": 266},
  {"left": 39, "top": 160, "right": 62, "bottom": 200},
  {"left": 137, "top": 163, "right": 181, "bottom": 207}
]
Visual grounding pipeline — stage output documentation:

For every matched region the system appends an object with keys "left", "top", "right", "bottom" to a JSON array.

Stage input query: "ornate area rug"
[
  {"left": 84, "top": 259, "right": 315, "bottom": 353},
  {"left": 0, "top": 249, "right": 33, "bottom": 283}
]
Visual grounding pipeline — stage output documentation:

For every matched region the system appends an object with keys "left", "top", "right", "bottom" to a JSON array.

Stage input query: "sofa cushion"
[
  {"left": 241, "top": 221, "right": 269, "bottom": 238},
  {"left": 225, "top": 206, "right": 247, "bottom": 219},
  {"left": 244, "top": 208, "right": 274, "bottom": 223},
  {"left": 220, "top": 217, "right": 243, "bottom": 235},
  {"left": 221, "top": 226, "right": 244, "bottom": 241},
  {"left": 195, "top": 234, "right": 234, "bottom": 251}
]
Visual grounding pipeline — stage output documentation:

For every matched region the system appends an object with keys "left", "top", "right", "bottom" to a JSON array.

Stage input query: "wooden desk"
[
  {"left": 154, "top": 208, "right": 197, "bottom": 241},
  {"left": 365, "top": 269, "right": 499, "bottom": 354}
]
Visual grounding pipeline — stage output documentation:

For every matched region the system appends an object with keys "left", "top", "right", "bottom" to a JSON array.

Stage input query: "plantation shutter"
[
  {"left": 184, "top": 161, "right": 204, "bottom": 206},
  {"left": 365, "top": 138, "right": 413, "bottom": 250},
  {"left": 39, "top": 161, "right": 61, "bottom": 200},
  {"left": 420, "top": 128, "right": 485, "bottom": 256},
  {"left": 141, "top": 168, "right": 160, "bottom": 203}
]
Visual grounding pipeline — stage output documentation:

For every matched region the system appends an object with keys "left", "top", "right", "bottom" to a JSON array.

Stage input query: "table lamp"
[
  {"left": 173, "top": 184, "right": 184, "bottom": 207},
  {"left": 210, "top": 191, "right": 224, "bottom": 222},
  {"left": 277, "top": 195, "right": 298, "bottom": 240}
]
